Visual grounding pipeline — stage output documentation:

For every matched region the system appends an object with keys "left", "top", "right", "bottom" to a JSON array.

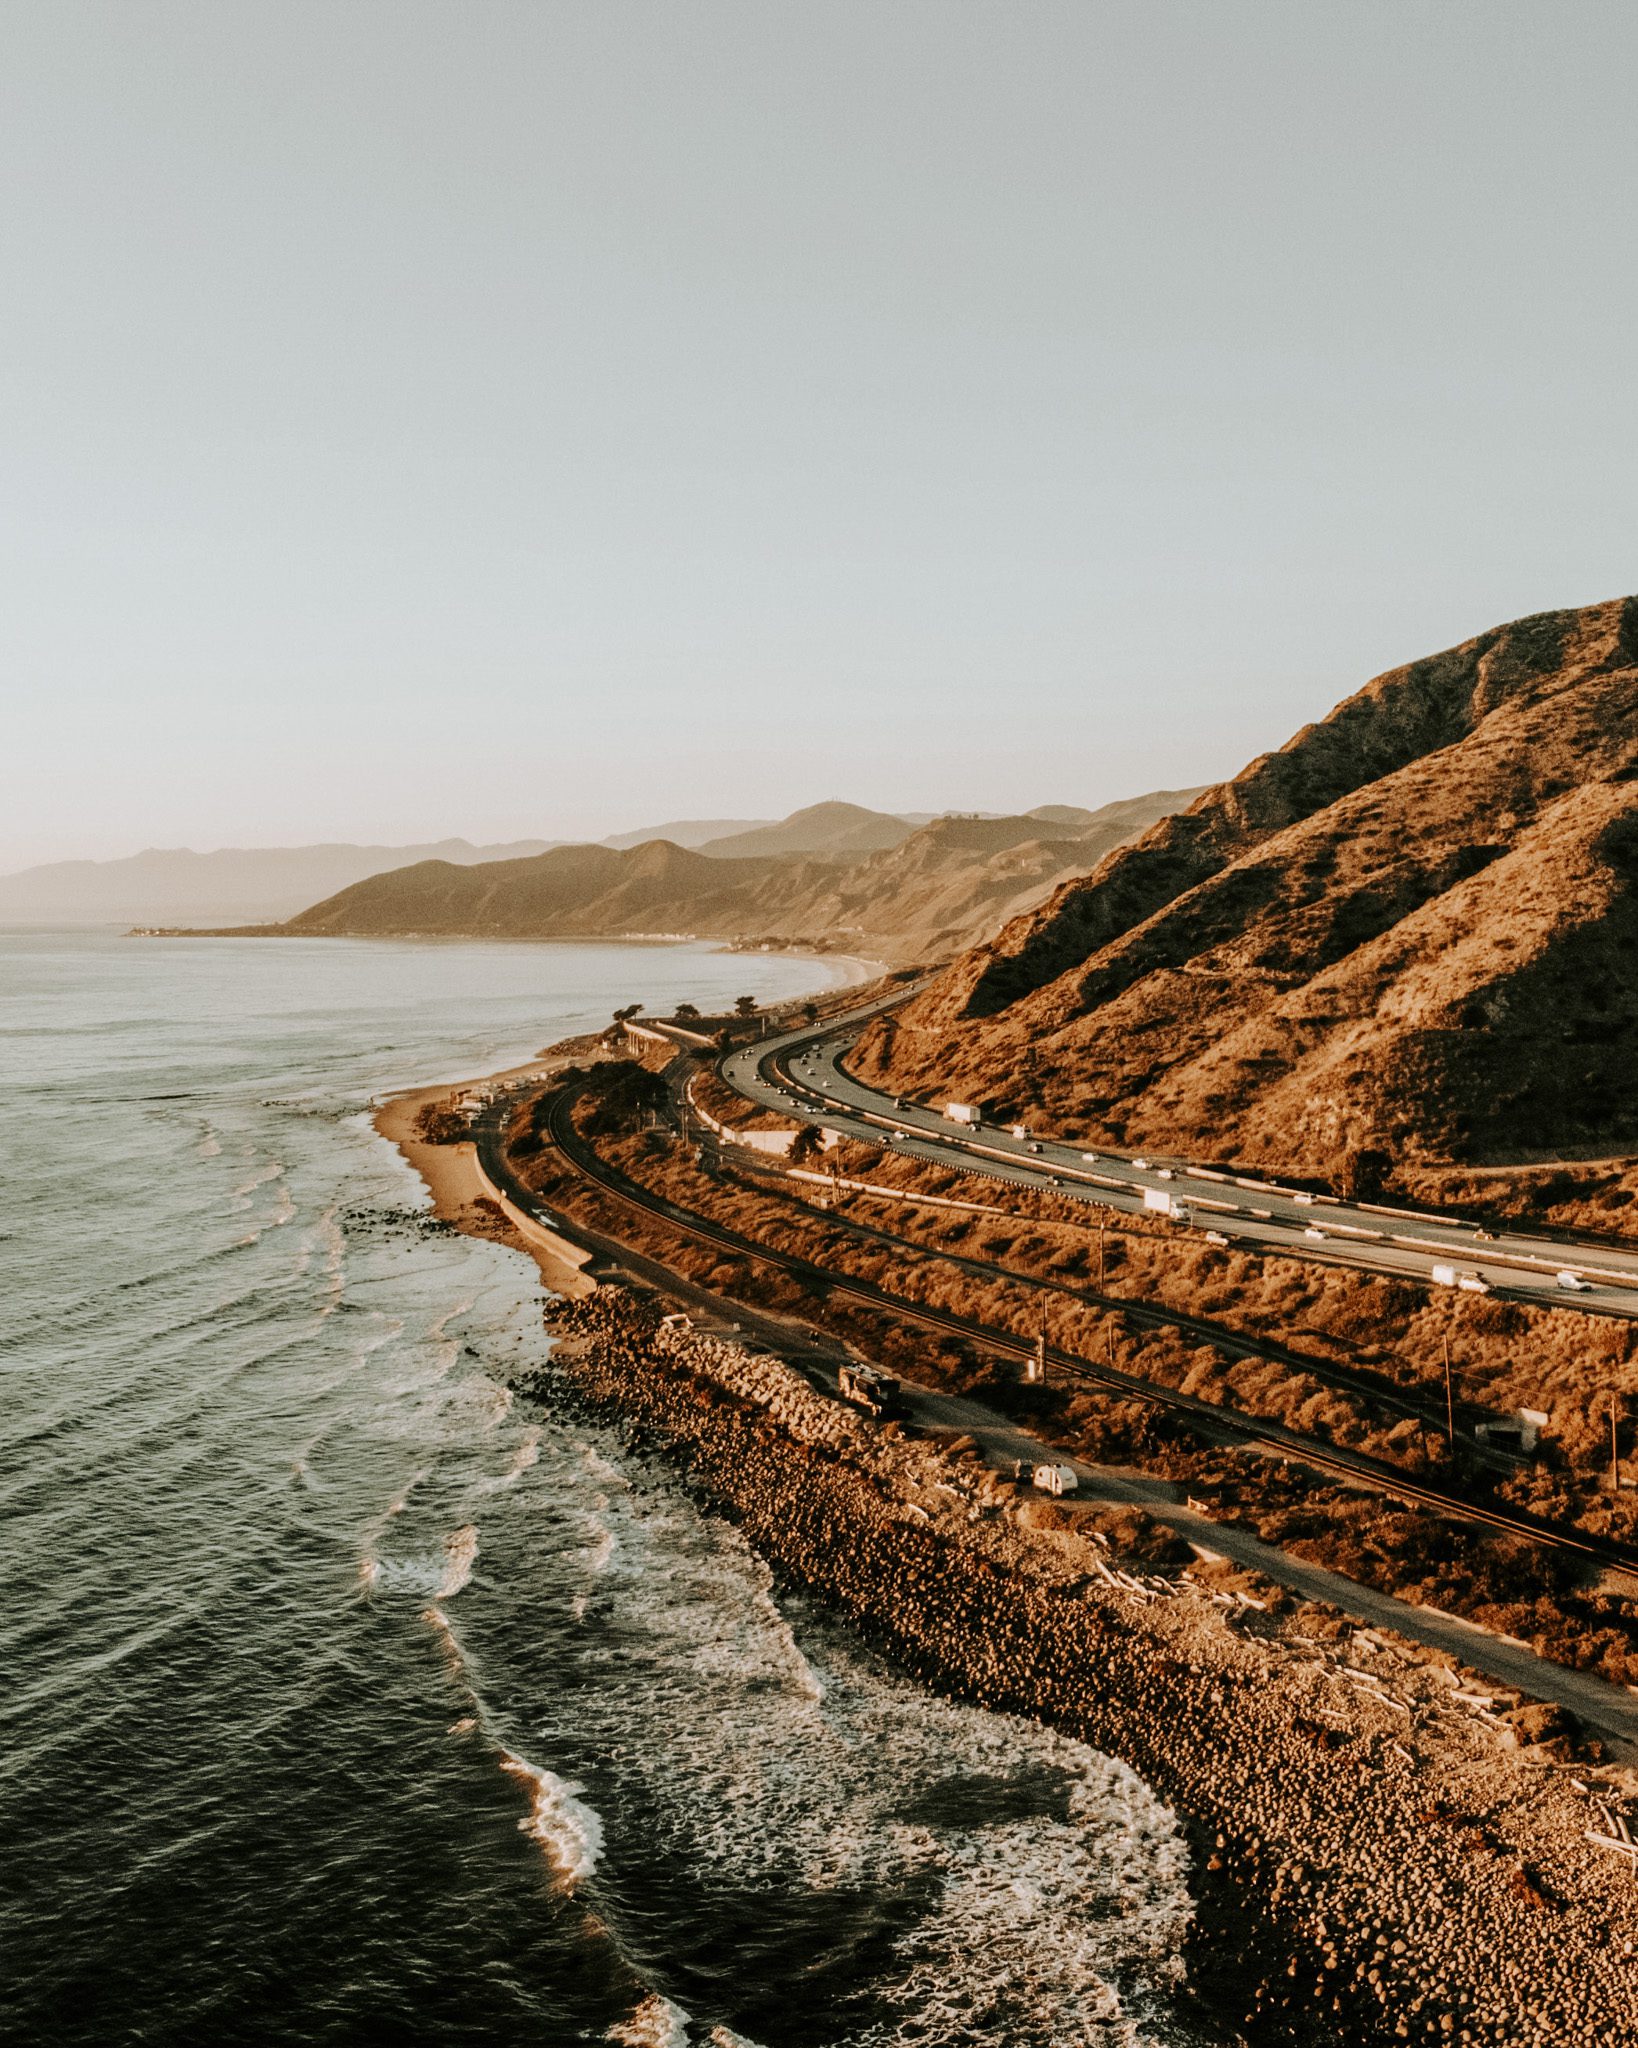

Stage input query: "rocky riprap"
[{"left": 512, "top": 1288, "right": 1638, "bottom": 2048}]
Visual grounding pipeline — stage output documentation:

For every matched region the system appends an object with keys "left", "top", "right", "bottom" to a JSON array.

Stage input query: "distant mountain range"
[
  {"left": 0, "top": 838, "right": 561, "bottom": 927},
  {"left": 854, "top": 595, "right": 1638, "bottom": 1178},
  {"left": 234, "top": 791, "right": 1205, "bottom": 963},
  {"left": 4, "top": 800, "right": 1136, "bottom": 926}
]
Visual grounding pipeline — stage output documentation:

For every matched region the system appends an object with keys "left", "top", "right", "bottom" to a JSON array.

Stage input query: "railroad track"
[
  {"left": 714, "top": 1136, "right": 1505, "bottom": 1463},
  {"left": 519, "top": 1076, "right": 1638, "bottom": 1582}
]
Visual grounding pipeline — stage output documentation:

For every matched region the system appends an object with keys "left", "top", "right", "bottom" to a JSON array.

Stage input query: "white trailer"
[
  {"left": 1031, "top": 1463, "right": 1079, "bottom": 1497},
  {"left": 1143, "top": 1186, "right": 1192, "bottom": 1223},
  {"left": 944, "top": 1101, "right": 979, "bottom": 1125}
]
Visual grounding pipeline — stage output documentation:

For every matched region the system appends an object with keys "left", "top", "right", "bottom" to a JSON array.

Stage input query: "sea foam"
[
  {"left": 608, "top": 1994, "right": 692, "bottom": 2047},
  {"left": 499, "top": 1750, "right": 605, "bottom": 1890}
]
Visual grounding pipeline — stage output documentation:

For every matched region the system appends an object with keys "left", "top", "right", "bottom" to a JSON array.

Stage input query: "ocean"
[{"left": 0, "top": 929, "right": 1211, "bottom": 2048}]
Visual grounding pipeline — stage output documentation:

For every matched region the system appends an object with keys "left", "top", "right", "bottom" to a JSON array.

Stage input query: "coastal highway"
[
  {"left": 721, "top": 1002, "right": 1638, "bottom": 1324},
  {"left": 469, "top": 1075, "right": 1638, "bottom": 1742},
  {"left": 507, "top": 1075, "right": 1638, "bottom": 1584}
]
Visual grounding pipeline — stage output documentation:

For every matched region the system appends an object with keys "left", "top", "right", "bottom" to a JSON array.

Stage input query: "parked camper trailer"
[{"left": 1031, "top": 1463, "right": 1079, "bottom": 1497}]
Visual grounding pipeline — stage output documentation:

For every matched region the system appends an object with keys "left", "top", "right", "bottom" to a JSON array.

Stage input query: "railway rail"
[{"left": 499, "top": 1073, "right": 1638, "bottom": 1585}]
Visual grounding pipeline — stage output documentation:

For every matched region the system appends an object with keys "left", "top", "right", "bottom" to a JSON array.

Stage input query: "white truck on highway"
[
  {"left": 1432, "top": 1262, "right": 1491, "bottom": 1294},
  {"left": 943, "top": 1102, "right": 979, "bottom": 1125},
  {"left": 1143, "top": 1186, "right": 1192, "bottom": 1224}
]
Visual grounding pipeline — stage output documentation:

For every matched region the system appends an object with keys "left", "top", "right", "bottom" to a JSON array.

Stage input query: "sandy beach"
[
  {"left": 371, "top": 944, "right": 883, "bottom": 1299},
  {"left": 373, "top": 1054, "right": 601, "bottom": 1300}
]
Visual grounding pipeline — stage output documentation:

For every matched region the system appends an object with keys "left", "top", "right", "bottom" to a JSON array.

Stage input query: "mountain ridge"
[
  {"left": 855, "top": 596, "right": 1638, "bottom": 1179},
  {"left": 227, "top": 789, "right": 1205, "bottom": 963},
  {"left": 8, "top": 802, "right": 1071, "bottom": 923}
]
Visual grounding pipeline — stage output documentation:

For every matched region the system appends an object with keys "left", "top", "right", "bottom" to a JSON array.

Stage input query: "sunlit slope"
[{"left": 856, "top": 598, "right": 1638, "bottom": 1175}]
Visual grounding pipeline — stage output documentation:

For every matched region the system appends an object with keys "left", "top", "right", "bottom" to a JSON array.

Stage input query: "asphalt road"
[
  {"left": 722, "top": 1002, "right": 1638, "bottom": 1324},
  {"left": 481, "top": 1068, "right": 1638, "bottom": 1748}
]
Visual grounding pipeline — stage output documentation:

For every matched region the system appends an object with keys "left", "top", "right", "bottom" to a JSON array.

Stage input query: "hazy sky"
[{"left": 5, "top": 2, "right": 1637, "bottom": 870}]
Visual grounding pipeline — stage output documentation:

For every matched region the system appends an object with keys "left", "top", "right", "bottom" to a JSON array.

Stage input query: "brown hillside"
[
  {"left": 260, "top": 789, "right": 1202, "bottom": 960},
  {"left": 858, "top": 597, "right": 1638, "bottom": 1178}
]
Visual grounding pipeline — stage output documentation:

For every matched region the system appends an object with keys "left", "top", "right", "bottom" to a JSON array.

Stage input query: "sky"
[{"left": 4, "top": 2, "right": 1637, "bottom": 871}]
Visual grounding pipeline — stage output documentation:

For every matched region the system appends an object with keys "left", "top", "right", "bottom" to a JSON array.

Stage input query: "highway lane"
[
  {"left": 720, "top": 1006, "right": 1638, "bottom": 1323},
  {"left": 476, "top": 1073, "right": 1638, "bottom": 1741},
  {"left": 533, "top": 1075, "right": 1638, "bottom": 1579}
]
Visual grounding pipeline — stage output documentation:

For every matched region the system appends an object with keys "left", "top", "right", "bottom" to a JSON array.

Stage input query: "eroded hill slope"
[
  {"left": 857, "top": 598, "right": 1638, "bottom": 1178},
  {"left": 257, "top": 790, "right": 1201, "bottom": 960}
]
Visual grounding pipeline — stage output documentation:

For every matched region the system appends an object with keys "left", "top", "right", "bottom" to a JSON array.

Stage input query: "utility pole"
[
  {"left": 1443, "top": 1331, "right": 1456, "bottom": 1462},
  {"left": 1027, "top": 1299, "right": 1047, "bottom": 1384},
  {"left": 1612, "top": 1397, "right": 1622, "bottom": 1495},
  {"left": 1097, "top": 1220, "right": 1107, "bottom": 1294}
]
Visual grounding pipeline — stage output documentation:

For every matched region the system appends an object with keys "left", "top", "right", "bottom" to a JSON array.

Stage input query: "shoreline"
[
  {"left": 372, "top": 1058, "right": 602, "bottom": 1300},
  {"left": 377, "top": 1052, "right": 1638, "bottom": 2044},
  {"left": 368, "top": 945, "right": 884, "bottom": 1297},
  {"left": 526, "top": 1290, "right": 1638, "bottom": 2048},
  {"left": 129, "top": 922, "right": 896, "bottom": 981}
]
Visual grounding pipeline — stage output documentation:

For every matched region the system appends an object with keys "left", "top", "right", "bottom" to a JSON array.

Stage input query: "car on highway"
[
  {"left": 1204, "top": 1230, "right": 1229, "bottom": 1245},
  {"left": 1556, "top": 1269, "right": 1593, "bottom": 1292},
  {"left": 1303, "top": 1226, "right": 1326, "bottom": 1241}
]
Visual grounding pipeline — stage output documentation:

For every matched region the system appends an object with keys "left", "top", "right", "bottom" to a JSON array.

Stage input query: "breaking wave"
[
  {"left": 609, "top": 1995, "right": 693, "bottom": 2048},
  {"left": 0, "top": 931, "right": 1203, "bottom": 2048},
  {"left": 499, "top": 1750, "right": 606, "bottom": 1891}
]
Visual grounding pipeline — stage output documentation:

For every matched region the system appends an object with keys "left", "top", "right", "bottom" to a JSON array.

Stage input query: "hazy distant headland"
[
  {"left": 5, "top": 798, "right": 1196, "bottom": 933},
  {"left": 141, "top": 794, "right": 1205, "bottom": 965}
]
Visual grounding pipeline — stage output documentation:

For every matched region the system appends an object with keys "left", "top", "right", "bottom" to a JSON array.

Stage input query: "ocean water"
[{"left": 0, "top": 929, "right": 1211, "bottom": 2048}]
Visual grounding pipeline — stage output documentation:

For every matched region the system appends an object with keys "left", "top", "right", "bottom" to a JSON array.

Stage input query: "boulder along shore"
[
  {"left": 527, "top": 1292, "right": 1638, "bottom": 2048},
  {"left": 384, "top": 1081, "right": 1638, "bottom": 2047}
]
